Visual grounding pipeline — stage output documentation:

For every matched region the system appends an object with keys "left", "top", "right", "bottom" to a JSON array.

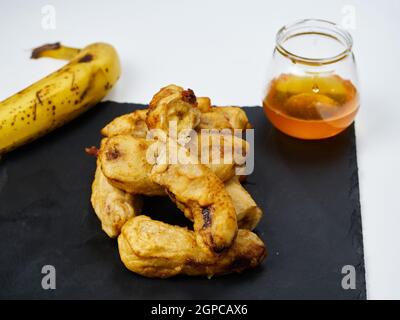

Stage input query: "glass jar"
[{"left": 262, "top": 19, "right": 359, "bottom": 139}]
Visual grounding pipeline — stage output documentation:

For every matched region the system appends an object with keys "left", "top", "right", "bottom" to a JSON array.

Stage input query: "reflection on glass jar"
[{"left": 263, "top": 19, "right": 360, "bottom": 139}]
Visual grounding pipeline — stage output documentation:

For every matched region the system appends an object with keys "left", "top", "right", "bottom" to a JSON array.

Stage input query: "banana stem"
[{"left": 31, "top": 42, "right": 81, "bottom": 61}]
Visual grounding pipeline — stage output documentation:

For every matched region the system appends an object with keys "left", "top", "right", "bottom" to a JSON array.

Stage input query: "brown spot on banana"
[
  {"left": 78, "top": 54, "right": 93, "bottom": 63},
  {"left": 80, "top": 72, "right": 96, "bottom": 102},
  {"left": 70, "top": 71, "right": 76, "bottom": 90},
  {"left": 32, "top": 100, "right": 37, "bottom": 121},
  {"left": 35, "top": 90, "right": 43, "bottom": 105}
]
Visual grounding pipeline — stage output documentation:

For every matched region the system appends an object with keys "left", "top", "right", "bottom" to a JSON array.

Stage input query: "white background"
[{"left": 1, "top": 0, "right": 399, "bottom": 299}]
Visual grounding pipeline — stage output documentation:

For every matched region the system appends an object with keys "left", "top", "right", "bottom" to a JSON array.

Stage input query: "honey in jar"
[
  {"left": 263, "top": 73, "right": 359, "bottom": 139},
  {"left": 264, "top": 19, "right": 360, "bottom": 139}
]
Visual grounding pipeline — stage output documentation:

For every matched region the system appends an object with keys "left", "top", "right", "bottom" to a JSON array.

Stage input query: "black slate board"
[{"left": 0, "top": 102, "right": 366, "bottom": 299}]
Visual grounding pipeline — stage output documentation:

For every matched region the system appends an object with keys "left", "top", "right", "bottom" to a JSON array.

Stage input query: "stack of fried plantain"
[{"left": 90, "top": 85, "right": 266, "bottom": 278}]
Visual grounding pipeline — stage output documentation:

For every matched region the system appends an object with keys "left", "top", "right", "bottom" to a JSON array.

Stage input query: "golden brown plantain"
[
  {"left": 186, "top": 131, "right": 249, "bottom": 182},
  {"left": 118, "top": 215, "right": 266, "bottom": 278},
  {"left": 91, "top": 159, "right": 142, "bottom": 238},
  {"left": 99, "top": 134, "right": 248, "bottom": 194},
  {"left": 196, "top": 97, "right": 212, "bottom": 112},
  {"left": 146, "top": 84, "right": 201, "bottom": 133},
  {"left": 102, "top": 105, "right": 252, "bottom": 138},
  {"left": 149, "top": 139, "right": 238, "bottom": 253},
  {"left": 198, "top": 106, "right": 252, "bottom": 130},
  {"left": 101, "top": 109, "right": 148, "bottom": 138},
  {"left": 99, "top": 135, "right": 165, "bottom": 196},
  {"left": 224, "top": 176, "right": 263, "bottom": 230}
]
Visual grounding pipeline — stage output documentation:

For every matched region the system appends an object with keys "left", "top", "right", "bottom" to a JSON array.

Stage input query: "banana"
[{"left": 0, "top": 42, "right": 121, "bottom": 154}]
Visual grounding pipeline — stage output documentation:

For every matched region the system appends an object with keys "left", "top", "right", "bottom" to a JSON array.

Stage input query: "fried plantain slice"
[
  {"left": 186, "top": 131, "right": 249, "bottom": 182},
  {"left": 99, "top": 133, "right": 248, "bottom": 194},
  {"left": 149, "top": 139, "right": 238, "bottom": 253},
  {"left": 118, "top": 215, "right": 266, "bottom": 278},
  {"left": 224, "top": 176, "right": 263, "bottom": 230},
  {"left": 101, "top": 109, "right": 149, "bottom": 138},
  {"left": 146, "top": 84, "right": 201, "bottom": 133},
  {"left": 99, "top": 135, "right": 165, "bottom": 196},
  {"left": 100, "top": 94, "right": 251, "bottom": 138},
  {"left": 196, "top": 97, "right": 212, "bottom": 112},
  {"left": 91, "top": 159, "right": 142, "bottom": 237},
  {"left": 198, "top": 106, "right": 252, "bottom": 130}
]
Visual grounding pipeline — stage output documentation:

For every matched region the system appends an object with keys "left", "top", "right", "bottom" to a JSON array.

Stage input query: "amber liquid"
[{"left": 263, "top": 74, "right": 359, "bottom": 139}]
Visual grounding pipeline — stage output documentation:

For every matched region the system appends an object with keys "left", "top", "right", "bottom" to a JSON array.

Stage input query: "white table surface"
[{"left": 1, "top": 0, "right": 399, "bottom": 300}]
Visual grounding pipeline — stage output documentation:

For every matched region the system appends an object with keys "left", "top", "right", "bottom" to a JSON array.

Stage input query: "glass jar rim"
[{"left": 276, "top": 19, "right": 353, "bottom": 65}]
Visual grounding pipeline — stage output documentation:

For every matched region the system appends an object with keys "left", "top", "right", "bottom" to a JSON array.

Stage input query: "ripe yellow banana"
[{"left": 0, "top": 42, "right": 121, "bottom": 154}]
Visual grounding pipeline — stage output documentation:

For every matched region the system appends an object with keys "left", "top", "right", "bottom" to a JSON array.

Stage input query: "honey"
[{"left": 263, "top": 74, "right": 359, "bottom": 139}]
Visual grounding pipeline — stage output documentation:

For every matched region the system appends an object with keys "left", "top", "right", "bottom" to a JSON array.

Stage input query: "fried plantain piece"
[
  {"left": 101, "top": 95, "right": 251, "bottom": 138},
  {"left": 146, "top": 84, "right": 201, "bottom": 133},
  {"left": 99, "top": 135, "right": 165, "bottom": 196},
  {"left": 91, "top": 159, "right": 142, "bottom": 237},
  {"left": 101, "top": 109, "right": 149, "bottom": 138},
  {"left": 186, "top": 131, "right": 249, "bottom": 182},
  {"left": 96, "top": 134, "right": 256, "bottom": 239},
  {"left": 99, "top": 133, "right": 248, "bottom": 195},
  {"left": 198, "top": 106, "right": 252, "bottom": 130},
  {"left": 224, "top": 176, "right": 262, "bottom": 230},
  {"left": 149, "top": 139, "right": 238, "bottom": 253},
  {"left": 118, "top": 215, "right": 266, "bottom": 278},
  {"left": 197, "top": 97, "right": 212, "bottom": 112}
]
